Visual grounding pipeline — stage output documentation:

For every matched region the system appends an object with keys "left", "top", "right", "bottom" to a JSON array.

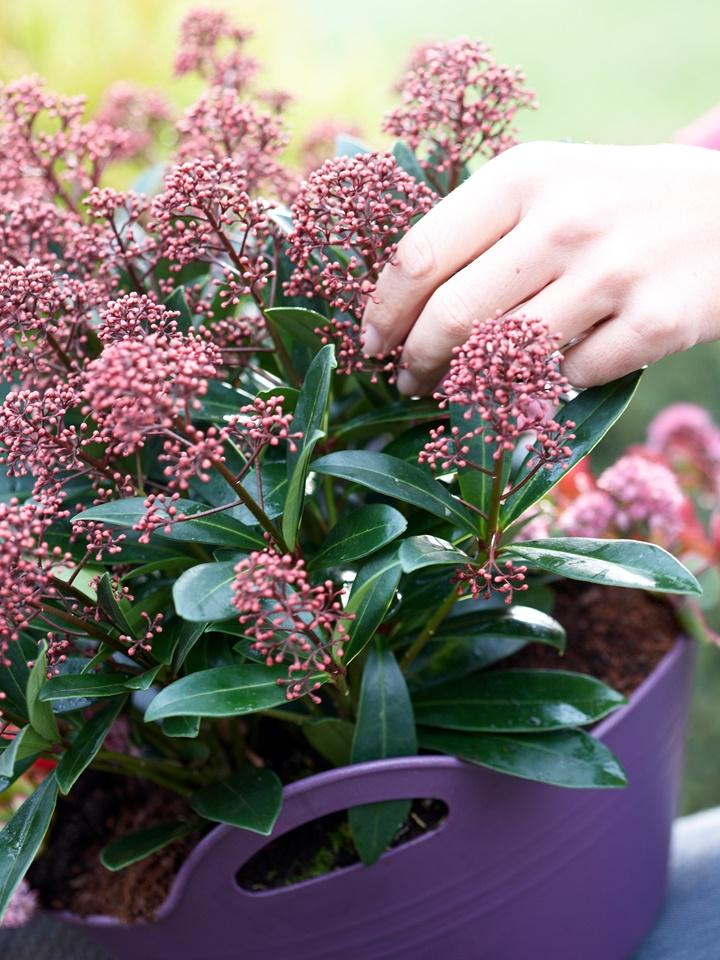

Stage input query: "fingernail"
[
  {"left": 397, "top": 369, "right": 421, "bottom": 396},
  {"left": 362, "top": 323, "right": 383, "bottom": 357}
]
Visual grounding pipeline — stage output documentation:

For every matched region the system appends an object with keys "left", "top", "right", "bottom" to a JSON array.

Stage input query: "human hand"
[{"left": 362, "top": 141, "right": 720, "bottom": 394}]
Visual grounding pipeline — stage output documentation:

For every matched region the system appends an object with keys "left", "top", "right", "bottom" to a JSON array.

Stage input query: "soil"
[
  {"left": 504, "top": 581, "right": 679, "bottom": 695},
  {"left": 30, "top": 583, "right": 680, "bottom": 923},
  {"left": 29, "top": 773, "right": 200, "bottom": 923}
]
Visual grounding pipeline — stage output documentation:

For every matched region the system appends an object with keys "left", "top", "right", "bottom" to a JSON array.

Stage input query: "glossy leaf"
[
  {"left": 0, "top": 726, "right": 51, "bottom": 779},
  {"left": 26, "top": 644, "right": 59, "bottom": 742},
  {"left": 309, "top": 505, "right": 407, "bottom": 570},
  {"left": 304, "top": 718, "right": 354, "bottom": 767},
  {"left": 125, "top": 665, "right": 163, "bottom": 691},
  {"left": 197, "top": 380, "right": 253, "bottom": 421},
  {"left": 335, "top": 400, "right": 442, "bottom": 440},
  {"left": 399, "top": 535, "right": 471, "bottom": 573},
  {"left": 349, "top": 642, "right": 417, "bottom": 865},
  {"left": 312, "top": 451, "right": 475, "bottom": 532},
  {"left": 96, "top": 573, "right": 135, "bottom": 637},
  {"left": 405, "top": 606, "right": 566, "bottom": 688},
  {"left": 73, "top": 498, "right": 264, "bottom": 550},
  {"left": 450, "top": 404, "right": 508, "bottom": 529},
  {"left": 39, "top": 672, "right": 133, "bottom": 702},
  {"left": 100, "top": 821, "right": 197, "bottom": 872},
  {"left": 172, "top": 621, "right": 209, "bottom": 671},
  {"left": 418, "top": 727, "right": 627, "bottom": 788},
  {"left": 501, "top": 372, "right": 642, "bottom": 525},
  {"left": 161, "top": 715, "right": 201, "bottom": 738},
  {"left": 283, "top": 344, "right": 336, "bottom": 548},
  {"left": 144, "top": 664, "right": 289, "bottom": 721},
  {"left": 173, "top": 561, "right": 237, "bottom": 623},
  {"left": 502, "top": 538, "right": 702, "bottom": 596},
  {"left": 56, "top": 697, "right": 126, "bottom": 795},
  {"left": 344, "top": 547, "right": 403, "bottom": 662},
  {"left": 392, "top": 140, "right": 436, "bottom": 190},
  {"left": 0, "top": 634, "right": 36, "bottom": 719},
  {"left": 264, "top": 306, "right": 325, "bottom": 350},
  {"left": 0, "top": 774, "right": 58, "bottom": 922},
  {"left": 412, "top": 670, "right": 626, "bottom": 732},
  {"left": 190, "top": 767, "right": 282, "bottom": 834}
]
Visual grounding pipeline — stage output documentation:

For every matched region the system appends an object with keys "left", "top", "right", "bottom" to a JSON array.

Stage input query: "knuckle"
[
  {"left": 396, "top": 227, "right": 436, "bottom": 281},
  {"left": 545, "top": 212, "right": 599, "bottom": 249},
  {"left": 427, "top": 284, "right": 475, "bottom": 341}
]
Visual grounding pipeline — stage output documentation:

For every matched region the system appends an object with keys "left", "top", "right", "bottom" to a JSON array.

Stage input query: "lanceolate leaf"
[
  {"left": 501, "top": 372, "right": 642, "bottom": 525},
  {"left": 399, "top": 535, "right": 471, "bottom": 573},
  {"left": 0, "top": 727, "right": 51, "bottom": 779},
  {"left": 144, "top": 665, "right": 289, "bottom": 721},
  {"left": 405, "top": 606, "right": 566, "bottom": 688},
  {"left": 73, "top": 498, "right": 264, "bottom": 550},
  {"left": 412, "top": 670, "right": 626, "bottom": 732},
  {"left": 100, "top": 821, "right": 198, "bottom": 872},
  {"left": 173, "top": 561, "right": 238, "bottom": 623},
  {"left": 309, "top": 505, "right": 407, "bottom": 570},
  {"left": 418, "top": 727, "right": 627, "bottom": 789},
  {"left": 26, "top": 644, "right": 59, "bottom": 742},
  {"left": 172, "top": 621, "right": 209, "bottom": 671},
  {"left": 349, "top": 642, "right": 417, "bottom": 866},
  {"left": 451, "top": 404, "right": 509, "bottom": 531},
  {"left": 96, "top": 573, "right": 136, "bottom": 637},
  {"left": 312, "top": 451, "right": 475, "bottom": 533},
  {"left": 264, "top": 306, "right": 325, "bottom": 351},
  {"left": 190, "top": 767, "right": 283, "bottom": 834},
  {"left": 335, "top": 401, "right": 442, "bottom": 440},
  {"left": 502, "top": 538, "right": 702, "bottom": 596},
  {"left": 56, "top": 697, "right": 126, "bottom": 795},
  {"left": 304, "top": 718, "right": 354, "bottom": 767},
  {"left": 39, "top": 672, "right": 134, "bottom": 702},
  {"left": 344, "top": 547, "right": 403, "bottom": 662},
  {"left": 0, "top": 774, "right": 58, "bottom": 922},
  {"left": 0, "top": 634, "right": 37, "bottom": 720},
  {"left": 283, "top": 344, "right": 336, "bottom": 548}
]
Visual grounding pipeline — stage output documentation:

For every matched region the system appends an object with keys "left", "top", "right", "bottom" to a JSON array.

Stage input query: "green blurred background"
[{"left": 1, "top": 0, "right": 718, "bottom": 811}]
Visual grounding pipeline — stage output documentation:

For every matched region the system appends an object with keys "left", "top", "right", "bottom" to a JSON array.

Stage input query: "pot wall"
[{"left": 62, "top": 636, "right": 694, "bottom": 960}]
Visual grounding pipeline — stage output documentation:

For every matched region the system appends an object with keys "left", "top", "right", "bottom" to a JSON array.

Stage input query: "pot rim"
[{"left": 57, "top": 632, "right": 691, "bottom": 929}]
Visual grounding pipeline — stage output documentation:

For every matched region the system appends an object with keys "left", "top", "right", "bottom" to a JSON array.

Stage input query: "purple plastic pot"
[{"left": 61, "top": 636, "right": 694, "bottom": 960}]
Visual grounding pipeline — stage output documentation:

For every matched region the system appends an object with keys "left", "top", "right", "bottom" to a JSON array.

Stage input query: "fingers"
[
  {"left": 561, "top": 318, "right": 648, "bottom": 387},
  {"left": 395, "top": 217, "right": 561, "bottom": 395},
  {"left": 362, "top": 154, "right": 523, "bottom": 356},
  {"left": 513, "top": 274, "right": 616, "bottom": 347}
]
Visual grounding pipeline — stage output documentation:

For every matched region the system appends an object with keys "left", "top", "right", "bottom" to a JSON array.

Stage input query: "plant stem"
[
  {"left": 400, "top": 586, "right": 460, "bottom": 672},
  {"left": 211, "top": 458, "right": 288, "bottom": 551}
]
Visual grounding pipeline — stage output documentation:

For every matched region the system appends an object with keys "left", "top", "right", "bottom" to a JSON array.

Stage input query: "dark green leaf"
[
  {"left": 96, "top": 573, "right": 136, "bottom": 637},
  {"left": 39, "top": 672, "right": 133, "bottom": 702},
  {"left": 0, "top": 634, "right": 36, "bottom": 720},
  {"left": 350, "top": 642, "right": 417, "bottom": 866},
  {"left": 413, "top": 670, "right": 626, "bottom": 732},
  {"left": 283, "top": 344, "right": 336, "bottom": 548},
  {"left": 0, "top": 727, "right": 51, "bottom": 779},
  {"left": 312, "top": 451, "right": 475, "bottom": 532},
  {"left": 406, "top": 605, "right": 566, "bottom": 688},
  {"left": 56, "top": 697, "right": 126, "bottom": 794},
  {"left": 161, "top": 715, "right": 201, "bottom": 738},
  {"left": 73, "top": 498, "right": 264, "bottom": 550},
  {"left": 196, "top": 380, "right": 253, "bottom": 421},
  {"left": 144, "top": 664, "right": 289, "bottom": 721},
  {"left": 335, "top": 401, "right": 443, "bottom": 440},
  {"left": 100, "top": 821, "right": 197, "bottom": 872},
  {"left": 502, "top": 538, "right": 702, "bottom": 596},
  {"left": 501, "top": 373, "right": 642, "bottom": 525},
  {"left": 399, "top": 535, "right": 471, "bottom": 573},
  {"left": 0, "top": 774, "right": 58, "bottom": 922},
  {"left": 125, "top": 665, "right": 163, "bottom": 691},
  {"left": 418, "top": 727, "right": 627, "bottom": 788},
  {"left": 26, "top": 644, "right": 59, "bottom": 742},
  {"left": 190, "top": 767, "right": 282, "bottom": 834},
  {"left": 309, "top": 505, "right": 407, "bottom": 570},
  {"left": 264, "top": 306, "right": 325, "bottom": 350},
  {"left": 304, "top": 718, "right": 354, "bottom": 767},
  {"left": 172, "top": 621, "right": 208, "bottom": 671},
  {"left": 344, "top": 547, "right": 402, "bottom": 662},
  {"left": 392, "top": 140, "right": 436, "bottom": 190},
  {"left": 173, "top": 561, "right": 237, "bottom": 623},
  {"left": 451, "top": 403, "right": 508, "bottom": 530}
]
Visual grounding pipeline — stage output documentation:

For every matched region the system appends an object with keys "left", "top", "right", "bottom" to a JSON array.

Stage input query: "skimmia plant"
[{"left": 0, "top": 9, "right": 702, "bottom": 923}]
